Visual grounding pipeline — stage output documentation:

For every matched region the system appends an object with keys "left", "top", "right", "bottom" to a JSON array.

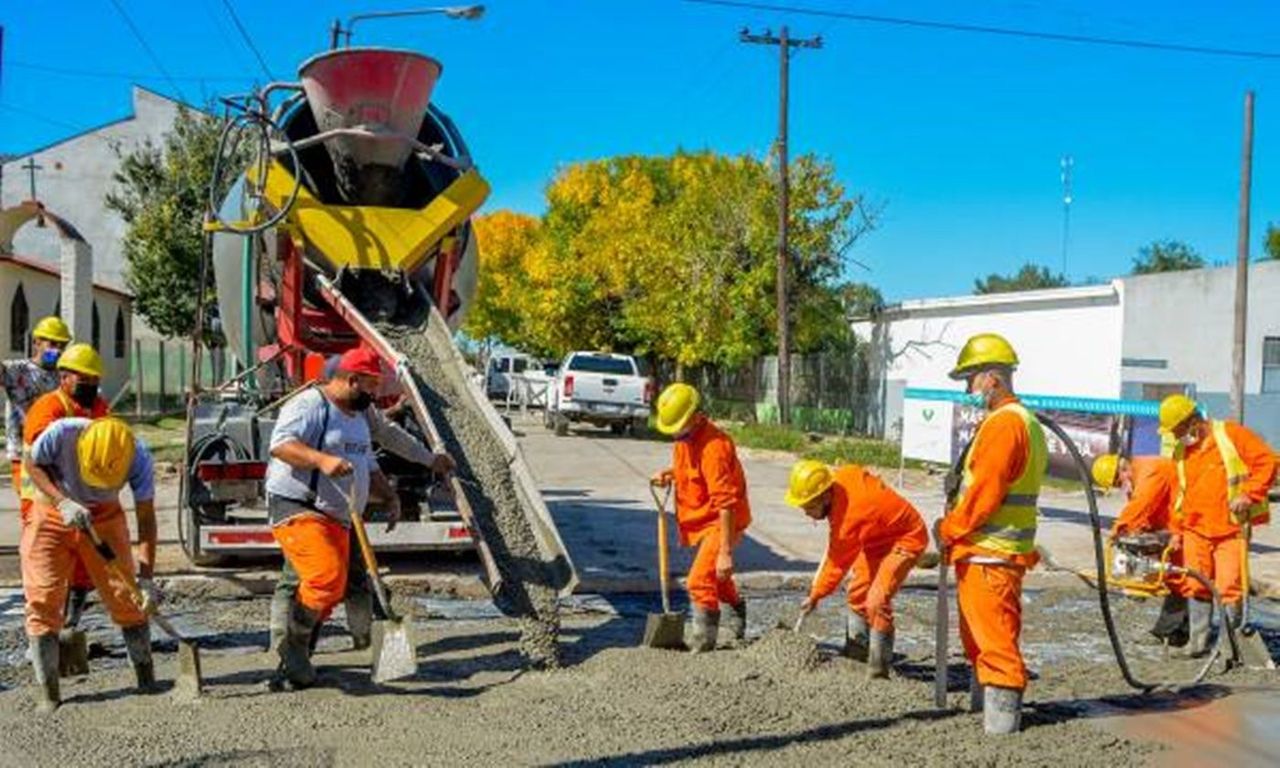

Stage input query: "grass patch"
[
  {"left": 724, "top": 423, "right": 810, "bottom": 454},
  {"left": 129, "top": 415, "right": 187, "bottom": 464},
  {"left": 725, "top": 422, "right": 918, "bottom": 471}
]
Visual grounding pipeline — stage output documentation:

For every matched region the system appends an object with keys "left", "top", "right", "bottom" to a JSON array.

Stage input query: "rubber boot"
[
  {"left": 1181, "top": 599, "right": 1212, "bottom": 659},
  {"left": 273, "top": 599, "right": 320, "bottom": 691},
  {"left": 983, "top": 685, "right": 1023, "bottom": 735},
  {"left": 724, "top": 600, "right": 747, "bottom": 643},
  {"left": 844, "top": 610, "right": 870, "bottom": 662},
  {"left": 30, "top": 634, "right": 60, "bottom": 714},
  {"left": 1147, "top": 593, "right": 1189, "bottom": 648},
  {"left": 968, "top": 670, "right": 984, "bottom": 713},
  {"left": 122, "top": 624, "right": 158, "bottom": 693},
  {"left": 344, "top": 590, "right": 374, "bottom": 651},
  {"left": 866, "top": 629, "right": 894, "bottom": 679},
  {"left": 267, "top": 576, "right": 296, "bottom": 653},
  {"left": 65, "top": 587, "right": 90, "bottom": 630},
  {"left": 688, "top": 607, "right": 720, "bottom": 653}
]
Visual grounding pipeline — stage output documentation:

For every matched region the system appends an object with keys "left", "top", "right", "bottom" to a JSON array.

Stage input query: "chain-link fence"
[{"left": 119, "top": 338, "right": 229, "bottom": 415}]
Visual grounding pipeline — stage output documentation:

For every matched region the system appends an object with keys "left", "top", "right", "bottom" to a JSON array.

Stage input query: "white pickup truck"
[{"left": 546, "top": 351, "right": 653, "bottom": 436}]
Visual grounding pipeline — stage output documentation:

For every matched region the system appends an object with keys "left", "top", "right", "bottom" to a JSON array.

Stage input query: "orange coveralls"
[
  {"left": 807, "top": 465, "right": 928, "bottom": 632},
  {"left": 21, "top": 390, "right": 109, "bottom": 591},
  {"left": 672, "top": 418, "right": 752, "bottom": 611},
  {"left": 1178, "top": 421, "right": 1276, "bottom": 605},
  {"left": 939, "top": 395, "right": 1038, "bottom": 691},
  {"left": 1112, "top": 456, "right": 1185, "bottom": 595},
  {"left": 273, "top": 514, "right": 351, "bottom": 615}
]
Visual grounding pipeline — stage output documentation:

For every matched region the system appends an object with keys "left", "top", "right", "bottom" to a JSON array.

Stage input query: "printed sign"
[{"left": 901, "top": 398, "right": 954, "bottom": 464}]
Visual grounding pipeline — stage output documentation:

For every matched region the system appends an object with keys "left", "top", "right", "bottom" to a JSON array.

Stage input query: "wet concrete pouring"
[{"left": 1, "top": 582, "right": 1276, "bottom": 766}]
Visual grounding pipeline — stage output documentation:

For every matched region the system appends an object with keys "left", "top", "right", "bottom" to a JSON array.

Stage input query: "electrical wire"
[
  {"left": 106, "top": 0, "right": 191, "bottom": 102},
  {"left": 684, "top": 0, "right": 1280, "bottom": 62},
  {"left": 218, "top": 0, "right": 276, "bottom": 81}
]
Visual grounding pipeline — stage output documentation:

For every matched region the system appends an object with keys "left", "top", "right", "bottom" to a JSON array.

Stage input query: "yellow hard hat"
[
  {"left": 32, "top": 316, "right": 71, "bottom": 344},
  {"left": 784, "top": 460, "right": 835, "bottom": 508},
  {"left": 1091, "top": 454, "right": 1120, "bottom": 490},
  {"left": 655, "top": 383, "right": 700, "bottom": 435},
  {"left": 77, "top": 418, "right": 136, "bottom": 489},
  {"left": 1158, "top": 394, "right": 1199, "bottom": 434},
  {"left": 57, "top": 343, "right": 104, "bottom": 378},
  {"left": 949, "top": 333, "right": 1019, "bottom": 380}
]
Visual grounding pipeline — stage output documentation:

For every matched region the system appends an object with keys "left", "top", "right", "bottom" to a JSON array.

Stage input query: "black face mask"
[
  {"left": 72, "top": 382, "right": 99, "bottom": 408},
  {"left": 349, "top": 391, "right": 373, "bottom": 412}
]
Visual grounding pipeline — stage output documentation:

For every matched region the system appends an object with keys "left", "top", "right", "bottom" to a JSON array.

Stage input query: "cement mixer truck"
[{"left": 178, "top": 41, "right": 576, "bottom": 629}]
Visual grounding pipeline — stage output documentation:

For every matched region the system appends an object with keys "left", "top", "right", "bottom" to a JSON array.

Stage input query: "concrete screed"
[{"left": 0, "top": 414, "right": 1277, "bottom": 764}]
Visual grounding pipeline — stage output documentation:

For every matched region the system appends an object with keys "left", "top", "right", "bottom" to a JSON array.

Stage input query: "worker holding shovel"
[
  {"left": 264, "top": 347, "right": 404, "bottom": 691},
  {"left": 651, "top": 383, "right": 751, "bottom": 652},
  {"left": 21, "top": 416, "right": 159, "bottom": 712},
  {"left": 1158, "top": 394, "right": 1276, "bottom": 658},
  {"left": 785, "top": 460, "right": 927, "bottom": 679},
  {"left": 937, "top": 333, "right": 1047, "bottom": 736},
  {"left": 1091, "top": 453, "right": 1189, "bottom": 647}
]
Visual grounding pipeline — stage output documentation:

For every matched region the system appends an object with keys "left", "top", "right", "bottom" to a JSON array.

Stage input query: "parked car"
[
  {"left": 485, "top": 353, "right": 532, "bottom": 400},
  {"left": 546, "top": 351, "right": 653, "bottom": 436}
]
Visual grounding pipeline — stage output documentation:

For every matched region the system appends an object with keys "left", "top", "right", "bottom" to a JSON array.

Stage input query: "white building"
[{"left": 853, "top": 261, "right": 1280, "bottom": 446}]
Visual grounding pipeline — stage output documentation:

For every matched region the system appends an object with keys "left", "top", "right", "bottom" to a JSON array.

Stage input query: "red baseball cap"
[{"left": 335, "top": 347, "right": 383, "bottom": 378}]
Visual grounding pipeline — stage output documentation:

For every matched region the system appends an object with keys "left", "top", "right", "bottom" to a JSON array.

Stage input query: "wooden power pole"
[
  {"left": 741, "top": 26, "right": 822, "bottom": 426},
  {"left": 1231, "top": 91, "right": 1254, "bottom": 422}
]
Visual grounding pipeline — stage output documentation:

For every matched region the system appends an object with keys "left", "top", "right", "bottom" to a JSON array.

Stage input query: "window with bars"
[{"left": 1264, "top": 338, "right": 1280, "bottom": 394}]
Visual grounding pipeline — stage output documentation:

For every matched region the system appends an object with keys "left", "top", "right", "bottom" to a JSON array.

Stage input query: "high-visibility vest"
[
  {"left": 19, "top": 389, "right": 78, "bottom": 503},
  {"left": 1173, "top": 420, "right": 1269, "bottom": 524},
  {"left": 957, "top": 401, "right": 1048, "bottom": 555}
]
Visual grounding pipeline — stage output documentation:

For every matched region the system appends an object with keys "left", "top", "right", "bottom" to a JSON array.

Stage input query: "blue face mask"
[{"left": 39, "top": 349, "right": 60, "bottom": 370}]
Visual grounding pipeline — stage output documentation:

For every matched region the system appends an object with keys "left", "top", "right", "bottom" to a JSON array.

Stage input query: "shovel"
[
  {"left": 1237, "top": 520, "right": 1275, "bottom": 670},
  {"left": 933, "top": 536, "right": 949, "bottom": 709},
  {"left": 641, "top": 483, "right": 685, "bottom": 650},
  {"left": 343, "top": 487, "right": 418, "bottom": 683},
  {"left": 81, "top": 523, "right": 202, "bottom": 698}
]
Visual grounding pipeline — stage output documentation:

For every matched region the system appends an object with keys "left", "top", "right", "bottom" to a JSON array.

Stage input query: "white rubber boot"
[
  {"left": 844, "top": 610, "right": 870, "bottom": 662},
  {"left": 983, "top": 685, "right": 1023, "bottom": 735}
]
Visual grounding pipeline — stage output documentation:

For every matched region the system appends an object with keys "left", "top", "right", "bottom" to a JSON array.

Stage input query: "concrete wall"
[
  {"left": 0, "top": 261, "right": 133, "bottom": 398},
  {"left": 0, "top": 87, "right": 181, "bottom": 331},
  {"left": 852, "top": 284, "right": 1125, "bottom": 436}
]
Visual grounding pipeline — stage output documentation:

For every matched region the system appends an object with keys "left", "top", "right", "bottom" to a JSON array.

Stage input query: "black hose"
[
  {"left": 1034, "top": 412, "right": 1228, "bottom": 693},
  {"left": 177, "top": 432, "right": 250, "bottom": 555}
]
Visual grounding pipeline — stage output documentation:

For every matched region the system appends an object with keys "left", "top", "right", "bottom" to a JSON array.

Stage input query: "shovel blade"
[
  {"left": 58, "top": 630, "right": 89, "bottom": 678},
  {"left": 371, "top": 619, "right": 417, "bottom": 683},
  {"left": 642, "top": 613, "right": 685, "bottom": 650},
  {"left": 1238, "top": 629, "right": 1276, "bottom": 670},
  {"left": 175, "top": 641, "right": 203, "bottom": 698}
]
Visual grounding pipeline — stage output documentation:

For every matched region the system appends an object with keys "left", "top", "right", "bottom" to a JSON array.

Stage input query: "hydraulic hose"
[
  {"left": 177, "top": 432, "right": 250, "bottom": 555},
  {"left": 1034, "top": 412, "right": 1230, "bottom": 692}
]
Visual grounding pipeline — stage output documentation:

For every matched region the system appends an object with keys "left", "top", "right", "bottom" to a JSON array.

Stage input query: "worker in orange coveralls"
[
  {"left": 23, "top": 416, "right": 159, "bottom": 712},
  {"left": 936, "top": 333, "right": 1047, "bottom": 736},
  {"left": 785, "top": 460, "right": 927, "bottom": 678},
  {"left": 1091, "top": 453, "right": 1188, "bottom": 647},
  {"left": 1158, "top": 394, "right": 1276, "bottom": 657},
  {"left": 264, "top": 347, "right": 403, "bottom": 690},
  {"left": 650, "top": 383, "right": 751, "bottom": 652},
  {"left": 22, "top": 343, "right": 112, "bottom": 630}
]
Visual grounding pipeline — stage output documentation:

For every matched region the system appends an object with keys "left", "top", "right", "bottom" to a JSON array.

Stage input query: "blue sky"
[{"left": 2, "top": 1, "right": 1278, "bottom": 300}]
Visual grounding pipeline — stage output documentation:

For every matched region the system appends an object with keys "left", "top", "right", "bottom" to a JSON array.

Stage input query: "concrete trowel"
[{"left": 641, "top": 483, "right": 685, "bottom": 650}]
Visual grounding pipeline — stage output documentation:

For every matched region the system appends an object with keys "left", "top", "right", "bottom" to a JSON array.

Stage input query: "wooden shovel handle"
[{"left": 650, "top": 484, "right": 674, "bottom": 615}]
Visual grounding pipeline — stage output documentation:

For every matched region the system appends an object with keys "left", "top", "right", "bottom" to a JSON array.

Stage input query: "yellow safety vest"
[
  {"left": 957, "top": 401, "right": 1048, "bottom": 555},
  {"left": 1173, "top": 420, "right": 1269, "bottom": 524}
]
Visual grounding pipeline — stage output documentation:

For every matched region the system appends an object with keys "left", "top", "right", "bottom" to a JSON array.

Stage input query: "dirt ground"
[{"left": 0, "top": 584, "right": 1275, "bottom": 767}]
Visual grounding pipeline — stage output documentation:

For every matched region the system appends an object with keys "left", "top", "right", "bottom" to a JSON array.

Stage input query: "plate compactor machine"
[{"left": 177, "top": 44, "right": 576, "bottom": 609}]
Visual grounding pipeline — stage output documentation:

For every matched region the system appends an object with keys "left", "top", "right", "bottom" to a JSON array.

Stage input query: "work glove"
[
  {"left": 57, "top": 498, "right": 93, "bottom": 530},
  {"left": 650, "top": 469, "right": 674, "bottom": 488},
  {"left": 136, "top": 577, "right": 162, "bottom": 613},
  {"left": 430, "top": 452, "right": 456, "bottom": 475},
  {"left": 1229, "top": 495, "right": 1254, "bottom": 524}
]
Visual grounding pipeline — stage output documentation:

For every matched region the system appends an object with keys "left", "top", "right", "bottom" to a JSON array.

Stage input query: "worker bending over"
[
  {"left": 651, "top": 383, "right": 751, "bottom": 652},
  {"left": 1091, "top": 453, "right": 1188, "bottom": 646},
  {"left": 264, "top": 348, "right": 403, "bottom": 690},
  {"left": 22, "top": 417, "right": 159, "bottom": 712},
  {"left": 785, "top": 460, "right": 927, "bottom": 678},
  {"left": 23, "top": 343, "right": 112, "bottom": 630},
  {"left": 937, "top": 333, "right": 1047, "bottom": 735},
  {"left": 1159, "top": 394, "right": 1276, "bottom": 657}
]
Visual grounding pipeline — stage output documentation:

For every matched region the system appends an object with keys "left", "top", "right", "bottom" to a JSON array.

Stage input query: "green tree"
[
  {"left": 105, "top": 107, "right": 240, "bottom": 339},
  {"left": 1264, "top": 224, "right": 1280, "bottom": 260},
  {"left": 1131, "top": 239, "right": 1205, "bottom": 274},
  {"left": 973, "top": 263, "right": 1069, "bottom": 294}
]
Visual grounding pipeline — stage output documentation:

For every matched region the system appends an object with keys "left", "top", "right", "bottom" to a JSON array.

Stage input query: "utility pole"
[
  {"left": 1231, "top": 91, "right": 1254, "bottom": 422},
  {"left": 1060, "top": 155, "right": 1073, "bottom": 276},
  {"left": 741, "top": 25, "right": 822, "bottom": 426},
  {"left": 20, "top": 156, "right": 42, "bottom": 201}
]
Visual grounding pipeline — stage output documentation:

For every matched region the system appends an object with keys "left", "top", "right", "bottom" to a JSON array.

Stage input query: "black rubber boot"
[
  {"left": 1180, "top": 599, "right": 1212, "bottom": 658},
  {"left": 273, "top": 599, "right": 321, "bottom": 691},
  {"left": 844, "top": 610, "right": 870, "bottom": 662},
  {"left": 122, "top": 624, "right": 158, "bottom": 693},
  {"left": 724, "top": 600, "right": 747, "bottom": 643},
  {"left": 1148, "top": 593, "right": 1189, "bottom": 647},
  {"left": 866, "top": 629, "right": 894, "bottom": 679},
  {"left": 65, "top": 587, "right": 90, "bottom": 630},
  {"left": 30, "top": 634, "right": 60, "bottom": 714}
]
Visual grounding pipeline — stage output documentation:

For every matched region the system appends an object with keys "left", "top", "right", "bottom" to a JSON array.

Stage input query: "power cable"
[
  {"left": 218, "top": 0, "right": 276, "bottom": 81},
  {"left": 684, "top": 0, "right": 1280, "bottom": 61},
  {"left": 106, "top": 0, "right": 191, "bottom": 102}
]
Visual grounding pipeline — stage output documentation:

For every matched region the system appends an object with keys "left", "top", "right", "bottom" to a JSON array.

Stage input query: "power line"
[
  {"left": 219, "top": 0, "right": 276, "bottom": 81},
  {"left": 686, "top": 0, "right": 1280, "bottom": 61},
  {"left": 106, "top": 0, "right": 191, "bottom": 102}
]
